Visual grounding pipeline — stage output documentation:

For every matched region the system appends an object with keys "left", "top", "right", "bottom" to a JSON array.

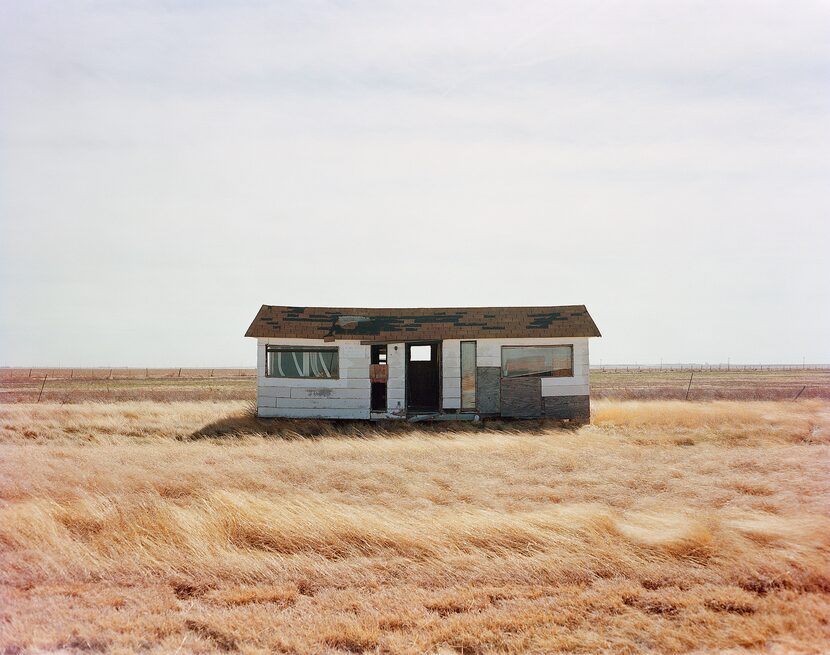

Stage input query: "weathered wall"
[
  {"left": 256, "top": 338, "right": 371, "bottom": 419},
  {"left": 501, "top": 377, "right": 542, "bottom": 418},
  {"left": 476, "top": 367, "right": 501, "bottom": 414},
  {"left": 442, "top": 339, "right": 461, "bottom": 409},
  {"left": 543, "top": 395, "right": 591, "bottom": 421},
  {"left": 385, "top": 343, "right": 406, "bottom": 417},
  {"left": 472, "top": 337, "right": 591, "bottom": 420},
  {"left": 256, "top": 336, "right": 592, "bottom": 420},
  {"left": 474, "top": 337, "right": 590, "bottom": 398}
]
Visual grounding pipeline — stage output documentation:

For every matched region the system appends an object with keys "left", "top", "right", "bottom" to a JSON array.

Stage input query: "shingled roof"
[{"left": 245, "top": 305, "right": 601, "bottom": 342}]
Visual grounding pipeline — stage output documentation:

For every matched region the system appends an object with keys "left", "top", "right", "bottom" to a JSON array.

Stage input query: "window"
[
  {"left": 409, "top": 345, "right": 432, "bottom": 361},
  {"left": 501, "top": 345, "right": 573, "bottom": 378},
  {"left": 371, "top": 344, "right": 387, "bottom": 365},
  {"left": 461, "top": 341, "right": 476, "bottom": 410},
  {"left": 266, "top": 346, "right": 339, "bottom": 379}
]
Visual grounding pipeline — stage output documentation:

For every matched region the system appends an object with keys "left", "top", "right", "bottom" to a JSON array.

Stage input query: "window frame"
[
  {"left": 264, "top": 345, "right": 340, "bottom": 379},
  {"left": 500, "top": 344, "right": 574, "bottom": 379},
  {"left": 460, "top": 340, "right": 477, "bottom": 410}
]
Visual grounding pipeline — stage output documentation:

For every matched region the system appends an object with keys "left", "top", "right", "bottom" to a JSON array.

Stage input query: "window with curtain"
[
  {"left": 265, "top": 346, "right": 339, "bottom": 379},
  {"left": 501, "top": 345, "right": 573, "bottom": 378}
]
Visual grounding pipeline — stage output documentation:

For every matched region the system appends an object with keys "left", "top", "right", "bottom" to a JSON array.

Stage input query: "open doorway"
[
  {"left": 406, "top": 342, "right": 441, "bottom": 412},
  {"left": 370, "top": 344, "right": 387, "bottom": 411}
]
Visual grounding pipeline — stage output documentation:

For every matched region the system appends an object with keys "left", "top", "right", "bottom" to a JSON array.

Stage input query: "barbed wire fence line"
[
  {"left": 1, "top": 366, "right": 828, "bottom": 402},
  {"left": 591, "top": 366, "right": 830, "bottom": 401},
  {"left": 2, "top": 364, "right": 829, "bottom": 381},
  {"left": 0, "top": 367, "right": 257, "bottom": 381},
  {"left": 593, "top": 364, "right": 830, "bottom": 372}
]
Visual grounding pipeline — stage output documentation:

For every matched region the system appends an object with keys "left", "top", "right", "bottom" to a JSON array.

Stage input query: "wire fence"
[
  {"left": 1, "top": 366, "right": 828, "bottom": 403},
  {"left": 0, "top": 367, "right": 256, "bottom": 381},
  {"left": 592, "top": 364, "right": 830, "bottom": 372},
  {"left": 591, "top": 366, "right": 830, "bottom": 400},
  {"left": 3, "top": 364, "right": 828, "bottom": 380}
]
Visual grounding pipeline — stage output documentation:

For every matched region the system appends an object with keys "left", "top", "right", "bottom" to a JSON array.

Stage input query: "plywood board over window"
[
  {"left": 501, "top": 377, "right": 542, "bottom": 418},
  {"left": 476, "top": 367, "right": 501, "bottom": 414}
]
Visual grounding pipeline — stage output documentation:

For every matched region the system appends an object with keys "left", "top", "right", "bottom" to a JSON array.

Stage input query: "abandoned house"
[{"left": 245, "top": 305, "right": 601, "bottom": 422}]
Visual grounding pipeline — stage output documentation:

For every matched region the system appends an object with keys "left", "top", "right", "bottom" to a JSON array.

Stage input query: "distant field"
[
  {"left": 591, "top": 368, "right": 830, "bottom": 400},
  {"left": 0, "top": 368, "right": 255, "bottom": 403},
  {"left": 1, "top": 399, "right": 827, "bottom": 653},
  {"left": 2, "top": 367, "right": 829, "bottom": 403}
]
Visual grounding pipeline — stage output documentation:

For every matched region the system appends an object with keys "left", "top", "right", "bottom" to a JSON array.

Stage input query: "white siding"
[
  {"left": 256, "top": 335, "right": 593, "bottom": 419},
  {"left": 540, "top": 380, "right": 590, "bottom": 396},
  {"left": 276, "top": 397, "right": 368, "bottom": 409},
  {"left": 290, "top": 387, "right": 368, "bottom": 399},
  {"left": 256, "top": 338, "right": 370, "bottom": 418},
  {"left": 442, "top": 339, "right": 461, "bottom": 409},
  {"left": 386, "top": 343, "right": 406, "bottom": 416},
  {"left": 258, "top": 407, "right": 370, "bottom": 419}
]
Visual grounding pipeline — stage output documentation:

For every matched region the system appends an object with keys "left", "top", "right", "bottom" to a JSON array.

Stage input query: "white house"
[{"left": 245, "top": 305, "right": 601, "bottom": 422}]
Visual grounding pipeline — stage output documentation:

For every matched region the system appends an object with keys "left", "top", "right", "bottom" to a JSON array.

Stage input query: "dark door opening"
[
  {"left": 406, "top": 342, "right": 440, "bottom": 412},
  {"left": 370, "top": 345, "right": 387, "bottom": 411}
]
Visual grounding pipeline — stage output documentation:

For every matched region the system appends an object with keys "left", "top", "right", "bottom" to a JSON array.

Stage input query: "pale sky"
[{"left": 1, "top": 1, "right": 828, "bottom": 367}]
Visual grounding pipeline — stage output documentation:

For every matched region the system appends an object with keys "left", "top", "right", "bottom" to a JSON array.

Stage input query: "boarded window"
[
  {"left": 501, "top": 345, "right": 573, "bottom": 378},
  {"left": 461, "top": 341, "right": 476, "bottom": 410},
  {"left": 266, "top": 347, "right": 339, "bottom": 379}
]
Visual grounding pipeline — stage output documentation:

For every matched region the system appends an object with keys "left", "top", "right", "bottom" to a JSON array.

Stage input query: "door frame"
[
  {"left": 404, "top": 341, "right": 442, "bottom": 414},
  {"left": 370, "top": 344, "right": 388, "bottom": 412}
]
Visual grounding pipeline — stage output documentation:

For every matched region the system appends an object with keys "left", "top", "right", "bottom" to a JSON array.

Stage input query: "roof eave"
[{"left": 244, "top": 305, "right": 268, "bottom": 338}]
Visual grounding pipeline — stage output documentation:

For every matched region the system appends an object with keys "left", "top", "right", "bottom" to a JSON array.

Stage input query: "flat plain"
[
  {"left": 2, "top": 367, "right": 829, "bottom": 403},
  {"left": 591, "top": 368, "right": 830, "bottom": 401},
  {"left": 0, "top": 372, "right": 829, "bottom": 653}
]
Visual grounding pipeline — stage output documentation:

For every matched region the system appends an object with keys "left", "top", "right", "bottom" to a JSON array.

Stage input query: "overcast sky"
[{"left": 1, "top": 1, "right": 828, "bottom": 367}]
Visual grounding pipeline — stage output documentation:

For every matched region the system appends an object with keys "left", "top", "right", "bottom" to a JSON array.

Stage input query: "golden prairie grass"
[{"left": 0, "top": 400, "right": 828, "bottom": 654}]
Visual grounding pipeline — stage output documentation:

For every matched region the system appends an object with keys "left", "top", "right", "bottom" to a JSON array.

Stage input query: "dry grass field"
[
  {"left": 0, "top": 370, "right": 254, "bottom": 404},
  {"left": 591, "top": 369, "right": 830, "bottom": 401},
  {"left": 1, "top": 398, "right": 828, "bottom": 654},
  {"left": 2, "top": 367, "right": 829, "bottom": 404}
]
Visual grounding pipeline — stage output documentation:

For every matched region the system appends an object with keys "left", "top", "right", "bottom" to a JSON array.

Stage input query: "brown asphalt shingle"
[{"left": 245, "top": 305, "right": 601, "bottom": 341}]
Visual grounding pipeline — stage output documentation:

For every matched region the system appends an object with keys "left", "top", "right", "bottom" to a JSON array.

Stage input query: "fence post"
[
  {"left": 794, "top": 386, "right": 806, "bottom": 400},
  {"left": 36, "top": 375, "right": 48, "bottom": 403},
  {"left": 685, "top": 371, "right": 694, "bottom": 401}
]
